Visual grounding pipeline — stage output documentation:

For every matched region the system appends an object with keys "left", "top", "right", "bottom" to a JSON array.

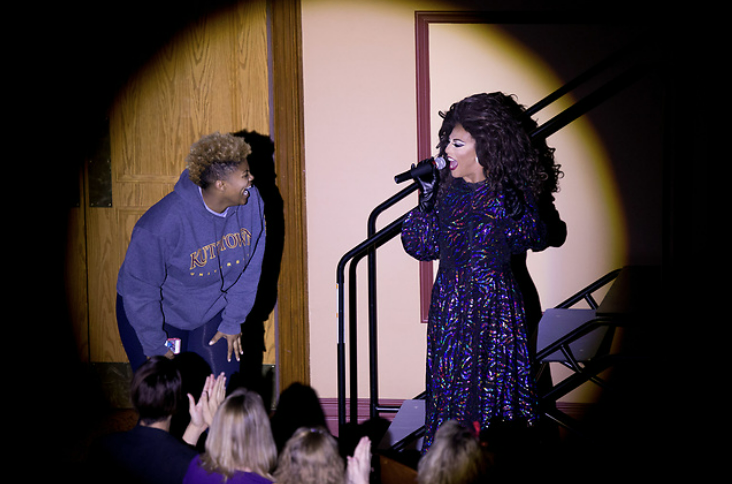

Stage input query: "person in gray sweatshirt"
[{"left": 117, "top": 131, "right": 266, "bottom": 381}]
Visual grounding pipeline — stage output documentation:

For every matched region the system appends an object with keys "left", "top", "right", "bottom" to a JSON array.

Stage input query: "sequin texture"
[{"left": 401, "top": 179, "right": 547, "bottom": 451}]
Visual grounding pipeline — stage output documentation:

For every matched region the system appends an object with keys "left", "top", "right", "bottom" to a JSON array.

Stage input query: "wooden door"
[{"left": 73, "top": 0, "right": 272, "bottom": 364}]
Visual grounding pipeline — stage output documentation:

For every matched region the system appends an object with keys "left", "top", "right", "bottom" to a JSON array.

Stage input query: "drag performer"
[{"left": 401, "top": 92, "right": 562, "bottom": 451}]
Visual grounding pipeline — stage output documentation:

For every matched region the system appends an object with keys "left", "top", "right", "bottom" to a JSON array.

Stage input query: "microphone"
[{"left": 394, "top": 156, "right": 446, "bottom": 184}]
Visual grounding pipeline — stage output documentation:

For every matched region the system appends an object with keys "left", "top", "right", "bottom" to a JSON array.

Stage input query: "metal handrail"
[{"left": 336, "top": 210, "right": 413, "bottom": 431}]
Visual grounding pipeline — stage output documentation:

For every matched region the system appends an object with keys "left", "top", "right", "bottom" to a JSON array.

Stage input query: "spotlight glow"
[{"left": 429, "top": 23, "right": 628, "bottom": 308}]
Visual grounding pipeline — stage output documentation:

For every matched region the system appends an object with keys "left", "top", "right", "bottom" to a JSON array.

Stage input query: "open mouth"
[{"left": 448, "top": 157, "right": 458, "bottom": 170}]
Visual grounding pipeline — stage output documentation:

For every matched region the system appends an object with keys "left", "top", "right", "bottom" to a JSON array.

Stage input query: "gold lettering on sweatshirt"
[{"left": 189, "top": 229, "right": 253, "bottom": 270}]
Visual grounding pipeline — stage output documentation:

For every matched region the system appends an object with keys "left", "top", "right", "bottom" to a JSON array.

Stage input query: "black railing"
[
  {"left": 336, "top": 185, "right": 418, "bottom": 431},
  {"left": 335, "top": 44, "right": 647, "bottom": 436}
]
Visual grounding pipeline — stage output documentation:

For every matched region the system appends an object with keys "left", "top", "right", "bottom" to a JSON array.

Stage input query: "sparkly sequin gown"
[{"left": 401, "top": 178, "right": 547, "bottom": 451}]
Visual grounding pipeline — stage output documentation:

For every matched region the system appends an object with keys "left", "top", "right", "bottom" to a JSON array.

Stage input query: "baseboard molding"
[
  {"left": 320, "top": 398, "right": 403, "bottom": 436},
  {"left": 86, "top": 361, "right": 596, "bottom": 437},
  {"left": 320, "top": 398, "right": 594, "bottom": 437}
]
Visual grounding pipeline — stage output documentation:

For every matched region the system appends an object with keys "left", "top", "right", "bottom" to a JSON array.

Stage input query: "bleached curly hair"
[{"left": 185, "top": 131, "right": 252, "bottom": 189}]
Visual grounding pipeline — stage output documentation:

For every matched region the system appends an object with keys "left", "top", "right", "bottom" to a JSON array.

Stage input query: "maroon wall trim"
[{"left": 414, "top": 11, "right": 493, "bottom": 323}]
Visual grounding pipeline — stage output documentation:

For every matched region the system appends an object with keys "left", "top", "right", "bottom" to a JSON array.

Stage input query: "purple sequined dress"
[{"left": 401, "top": 178, "right": 547, "bottom": 451}]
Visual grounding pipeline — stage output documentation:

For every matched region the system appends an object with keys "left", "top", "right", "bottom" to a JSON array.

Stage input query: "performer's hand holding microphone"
[{"left": 394, "top": 156, "right": 445, "bottom": 213}]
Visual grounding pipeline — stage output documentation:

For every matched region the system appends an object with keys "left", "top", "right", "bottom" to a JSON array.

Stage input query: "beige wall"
[
  {"left": 302, "top": 0, "right": 436, "bottom": 401},
  {"left": 301, "top": 0, "right": 654, "bottom": 401}
]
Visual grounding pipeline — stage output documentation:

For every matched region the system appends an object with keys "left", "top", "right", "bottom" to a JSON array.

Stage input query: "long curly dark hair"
[{"left": 437, "top": 92, "right": 562, "bottom": 213}]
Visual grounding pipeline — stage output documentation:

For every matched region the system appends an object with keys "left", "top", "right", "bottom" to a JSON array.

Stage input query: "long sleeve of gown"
[
  {"left": 504, "top": 191, "right": 549, "bottom": 255},
  {"left": 401, "top": 208, "right": 441, "bottom": 262}
]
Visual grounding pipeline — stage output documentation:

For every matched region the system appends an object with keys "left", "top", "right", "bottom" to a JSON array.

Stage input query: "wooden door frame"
[{"left": 269, "top": 0, "right": 309, "bottom": 392}]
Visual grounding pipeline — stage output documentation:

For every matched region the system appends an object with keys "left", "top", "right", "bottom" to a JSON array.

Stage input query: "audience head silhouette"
[
  {"left": 417, "top": 420, "right": 491, "bottom": 484},
  {"left": 275, "top": 426, "right": 345, "bottom": 484},
  {"left": 132, "top": 355, "right": 182, "bottom": 426},
  {"left": 270, "top": 382, "right": 328, "bottom": 452}
]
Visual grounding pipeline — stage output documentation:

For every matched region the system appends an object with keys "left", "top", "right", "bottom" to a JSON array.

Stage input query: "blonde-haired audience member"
[
  {"left": 274, "top": 426, "right": 371, "bottom": 484},
  {"left": 184, "top": 388, "right": 277, "bottom": 484},
  {"left": 417, "top": 420, "right": 491, "bottom": 484}
]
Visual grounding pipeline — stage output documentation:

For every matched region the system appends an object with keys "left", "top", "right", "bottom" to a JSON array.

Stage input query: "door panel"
[{"left": 82, "top": 0, "right": 271, "bottom": 363}]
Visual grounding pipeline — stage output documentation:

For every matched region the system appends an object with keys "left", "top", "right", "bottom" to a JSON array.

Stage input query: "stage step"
[{"left": 377, "top": 399, "right": 425, "bottom": 451}]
